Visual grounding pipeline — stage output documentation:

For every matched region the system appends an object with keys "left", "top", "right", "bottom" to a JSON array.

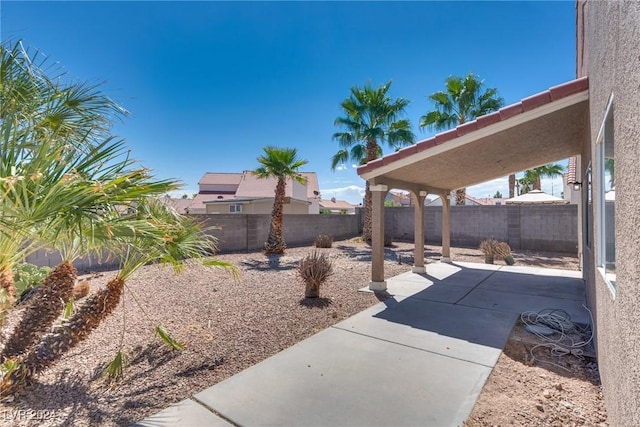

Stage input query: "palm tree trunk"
[
  {"left": 455, "top": 188, "right": 466, "bottom": 205},
  {"left": 508, "top": 174, "right": 516, "bottom": 198},
  {"left": 1, "top": 262, "right": 76, "bottom": 360},
  {"left": 1, "top": 277, "right": 125, "bottom": 395},
  {"left": 363, "top": 181, "right": 372, "bottom": 242},
  {"left": 0, "top": 267, "right": 16, "bottom": 306},
  {"left": 534, "top": 176, "right": 542, "bottom": 191},
  {"left": 264, "top": 178, "right": 286, "bottom": 255},
  {"left": 362, "top": 139, "right": 379, "bottom": 242}
]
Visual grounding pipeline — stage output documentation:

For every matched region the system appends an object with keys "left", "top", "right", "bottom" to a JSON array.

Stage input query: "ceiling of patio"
[{"left": 358, "top": 77, "right": 589, "bottom": 194}]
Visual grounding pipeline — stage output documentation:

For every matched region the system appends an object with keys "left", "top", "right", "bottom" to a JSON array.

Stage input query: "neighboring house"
[
  {"left": 189, "top": 171, "right": 320, "bottom": 214},
  {"left": 357, "top": 3, "right": 640, "bottom": 424},
  {"left": 319, "top": 198, "right": 356, "bottom": 215}
]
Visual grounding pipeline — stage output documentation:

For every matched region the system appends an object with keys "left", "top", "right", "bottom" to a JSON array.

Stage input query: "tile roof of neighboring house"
[
  {"left": 235, "top": 171, "right": 318, "bottom": 200},
  {"left": 319, "top": 199, "right": 355, "bottom": 210},
  {"left": 358, "top": 77, "right": 589, "bottom": 175},
  {"left": 566, "top": 156, "right": 577, "bottom": 183},
  {"left": 198, "top": 173, "right": 243, "bottom": 186},
  {"left": 159, "top": 197, "right": 193, "bottom": 214},
  {"left": 189, "top": 193, "right": 235, "bottom": 211}
]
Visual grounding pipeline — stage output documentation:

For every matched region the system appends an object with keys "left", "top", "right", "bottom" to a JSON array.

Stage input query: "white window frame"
[
  {"left": 229, "top": 204, "right": 242, "bottom": 213},
  {"left": 595, "top": 94, "right": 615, "bottom": 296}
]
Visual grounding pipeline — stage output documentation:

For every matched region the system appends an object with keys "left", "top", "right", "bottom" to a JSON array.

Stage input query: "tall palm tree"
[
  {"left": 254, "top": 147, "right": 308, "bottom": 255},
  {"left": 332, "top": 81, "right": 414, "bottom": 241},
  {"left": 420, "top": 73, "right": 504, "bottom": 204},
  {"left": 529, "top": 163, "right": 565, "bottom": 191}
]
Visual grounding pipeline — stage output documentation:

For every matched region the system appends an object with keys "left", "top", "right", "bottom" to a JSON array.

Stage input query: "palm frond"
[{"left": 155, "top": 325, "right": 184, "bottom": 350}]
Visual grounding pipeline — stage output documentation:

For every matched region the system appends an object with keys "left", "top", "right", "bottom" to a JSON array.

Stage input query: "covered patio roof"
[
  {"left": 357, "top": 77, "right": 589, "bottom": 290},
  {"left": 358, "top": 77, "right": 589, "bottom": 193}
]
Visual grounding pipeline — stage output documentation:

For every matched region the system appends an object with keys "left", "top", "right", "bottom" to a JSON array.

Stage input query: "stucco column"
[
  {"left": 412, "top": 191, "right": 427, "bottom": 273},
  {"left": 369, "top": 184, "right": 388, "bottom": 291},
  {"left": 441, "top": 192, "right": 452, "bottom": 263}
]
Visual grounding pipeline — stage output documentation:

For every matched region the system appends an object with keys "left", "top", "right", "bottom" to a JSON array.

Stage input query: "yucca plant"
[
  {"left": 479, "top": 238, "right": 499, "bottom": 264},
  {"left": 494, "top": 241, "right": 516, "bottom": 266},
  {"left": 298, "top": 251, "right": 333, "bottom": 298}
]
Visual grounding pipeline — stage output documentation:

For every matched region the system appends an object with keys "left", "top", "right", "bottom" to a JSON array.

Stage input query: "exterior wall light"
[{"left": 572, "top": 182, "right": 582, "bottom": 191}]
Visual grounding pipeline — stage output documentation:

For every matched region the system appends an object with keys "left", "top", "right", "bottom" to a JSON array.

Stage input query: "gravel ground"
[{"left": 1, "top": 239, "right": 581, "bottom": 426}]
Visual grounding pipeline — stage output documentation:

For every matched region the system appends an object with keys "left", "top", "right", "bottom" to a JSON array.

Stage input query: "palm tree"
[
  {"left": 420, "top": 73, "right": 504, "bottom": 204},
  {"left": 332, "top": 81, "right": 414, "bottom": 241},
  {"left": 530, "top": 163, "right": 565, "bottom": 191},
  {"left": 254, "top": 147, "right": 308, "bottom": 255}
]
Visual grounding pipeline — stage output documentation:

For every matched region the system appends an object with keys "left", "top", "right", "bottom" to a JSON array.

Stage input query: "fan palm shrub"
[{"left": 0, "top": 40, "right": 236, "bottom": 395}]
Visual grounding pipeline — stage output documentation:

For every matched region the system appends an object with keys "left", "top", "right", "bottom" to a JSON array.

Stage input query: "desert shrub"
[
  {"left": 298, "top": 251, "right": 333, "bottom": 298},
  {"left": 494, "top": 241, "right": 515, "bottom": 265},
  {"left": 479, "top": 238, "right": 499, "bottom": 263},
  {"left": 314, "top": 234, "right": 333, "bottom": 248},
  {"left": 14, "top": 263, "right": 51, "bottom": 300}
]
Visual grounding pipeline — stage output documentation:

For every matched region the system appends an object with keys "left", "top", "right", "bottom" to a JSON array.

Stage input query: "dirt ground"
[{"left": 465, "top": 320, "right": 608, "bottom": 426}]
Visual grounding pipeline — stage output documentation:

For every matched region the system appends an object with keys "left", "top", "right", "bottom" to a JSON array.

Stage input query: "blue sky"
[{"left": 1, "top": 1, "right": 576, "bottom": 204}]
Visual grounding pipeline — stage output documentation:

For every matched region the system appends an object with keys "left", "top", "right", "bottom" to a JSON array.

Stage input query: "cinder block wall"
[
  {"left": 196, "top": 214, "right": 360, "bottom": 252},
  {"left": 381, "top": 204, "right": 577, "bottom": 254}
]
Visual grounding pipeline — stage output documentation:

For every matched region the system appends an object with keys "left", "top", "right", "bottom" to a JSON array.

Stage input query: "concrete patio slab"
[
  {"left": 132, "top": 399, "right": 233, "bottom": 427},
  {"left": 499, "top": 265, "right": 583, "bottom": 278},
  {"left": 360, "top": 272, "right": 470, "bottom": 303},
  {"left": 457, "top": 288, "right": 590, "bottom": 325},
  {"left": 194, "top": 327, "right": 493, "bottom": 427},
  {"left": 333, "top": 297, "right": 516, "bottom": 367}
]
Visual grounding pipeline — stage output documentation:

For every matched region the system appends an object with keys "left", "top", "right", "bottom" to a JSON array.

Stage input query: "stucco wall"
[
  {"left": 581, "top": 2, "right": 640, "bottom": 425},
  {"left": 380, "top": 205, "right": 578, "bottom": 253}
]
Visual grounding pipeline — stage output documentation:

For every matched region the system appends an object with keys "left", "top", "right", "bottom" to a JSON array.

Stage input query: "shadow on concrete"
[{"left": 371, "top": 264, "right": 587, "bottom": 351}]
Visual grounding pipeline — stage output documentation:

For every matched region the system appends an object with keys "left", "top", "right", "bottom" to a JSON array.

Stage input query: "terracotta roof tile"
[
  {"left": 499, "top": 103, "right": 524, "bottom": 120},
  {"left": 477, "top": 111, "right": 501, "bottom": 128},
  {"left": 521, "top": 91, "right": 552, "bottom": 111},
  {"left": 549, "top": 76, "right": 589, "bottom": 100},
  {"left": 434, "top": 128, "right": 458, "bottom": 144},
  {"left": 456, "top": 120, "right": 478, "bottom": 136}
]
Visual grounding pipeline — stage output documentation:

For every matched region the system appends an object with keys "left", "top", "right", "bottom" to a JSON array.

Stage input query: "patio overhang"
[
  {"left": 357, "top": 77, "right": 589, "bottom": 290},
  {"left": 358, "top": 77, "right": 589, "bottom": 192}
]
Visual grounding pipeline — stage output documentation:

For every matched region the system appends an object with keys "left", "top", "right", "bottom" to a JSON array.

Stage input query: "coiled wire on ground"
[{"left": 520, "top": 305, "right": 594, "bottom": 371}]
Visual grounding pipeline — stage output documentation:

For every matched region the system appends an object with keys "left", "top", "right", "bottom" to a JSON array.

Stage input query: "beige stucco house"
[
  {"left": 189, "top": 171, "right": 320, "bottom": 215},
  {"left": 357, "top": 2, "right": 639, "bottom": 424}
]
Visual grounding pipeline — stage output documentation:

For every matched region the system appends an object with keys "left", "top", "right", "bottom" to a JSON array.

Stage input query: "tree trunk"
[
  {"left": 362, "top": 139, "right": 379, "bottom": 242},
  {"left": 455, "top": 188, "right": 466, "bottom": 205},
  {"left": 1, "top": 262, "right": 76, "bottom": 360},
  {"left": 2, "top": 277, "right": 125, "bottom": 395},
  {"left": 508, "top": 174, "right": 516, "bottom": 198},
  {"left": 362, "top": 181, "right": 372, "bottom": 242},
  {"left": 0, "top": 267, "right": 16, "bottom": 306},
  {"left": 264, "top": 178, "right": 286, "bottom": 255},
  {"left": 534, "top": 176, "right": 542, "bottom": 191}
]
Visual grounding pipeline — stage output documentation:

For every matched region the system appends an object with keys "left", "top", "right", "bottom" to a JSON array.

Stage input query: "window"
[
  {"left": 596, "top": 96, "right": 615, "bottom": 293},
  {"left": 229, "top": 204, "right": 242, "bottom": 213}
]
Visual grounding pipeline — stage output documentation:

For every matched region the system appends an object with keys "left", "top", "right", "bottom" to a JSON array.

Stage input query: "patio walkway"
[{"left": 134, "top": 262, "right": 587, "bottom": 427}]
